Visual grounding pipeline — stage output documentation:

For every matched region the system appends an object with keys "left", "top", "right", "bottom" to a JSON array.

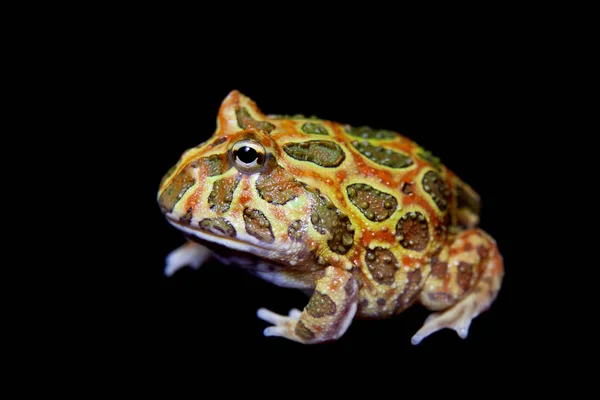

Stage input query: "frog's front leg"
[
  {"left": 164, "top": 240, "right": 213, "bottom": 277},
  {"left": 257, "top": 266, "right": 358, "bottom": 344}
]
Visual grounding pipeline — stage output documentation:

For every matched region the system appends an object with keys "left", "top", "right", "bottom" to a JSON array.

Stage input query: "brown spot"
[
  {"left": 457, "top": 262, "right": 474, "bottom": 292},
  {"left": 295, "top": 321, "right": 315, "bottom": 341},
  {"left": 376, "top": 298, "right": 386, "bottom": 306},
  {"left": 346, "top": 183, "right": 398, "bottom": 222},
  {"left": 431, "top": 255, "right": 448, "bottom": 278},
  {"left": 343, "top": 277, "right": 356, "bottom": 297},
  {"left": 306, "top": 291, "right": 337, "bottom": 318},
  {"left": 396, "top": 268, "right": 422, "bottom": 311},
  {"left": 477, "top": 245, "right": 488, "bottom": 259},
  {"left": 283, "top": 140, "right": 345, "bottom": 167},
  {"left": 427, "top": 292, "right": 455, "bottom": 306},
  {"left": 180, "top": 207, "right": 193, "bottom": 225},
  {"left": 402, "top": 182, "right": 414, "bottom": 195},
  {"left": 365, "top": 247, "right": 398, "bottom": 284},
  {"left": 396, "top": 212, "right": 430, "bottom": 251},
  {"left": 358, "top": 299, "right": 369, "bottom": 310},
  {"left": 235, "top": 107, "right": 275, "bottom": 133},
  {"left": 310, "top": 192, "right": 354, "bottom": 254},
  {"left": 210, "top": 137, "right": 227, "bottom": 147},
  {"left": 208, "top": 175, "right": 241, "bottom": 213},
  {"left": 464, "top": 243, "right": 473, "bottom": 251},
  {"left": 287, "top": 220, "right": 306, "bottom": 242},
  {"left": 243, "top": 208, "right": 274, "bottom": 243},
  {"left": 422, "top": 170, "right": 450, "bottom": 211},
  {"left": 198, "top": 217, "right": 236, "bottom": 237},
  {"left": 158, "top": 168, "right": 196, "bottom": 213},
  {"left": 256, "top": 158, "right": 304, "bottom": 205}
]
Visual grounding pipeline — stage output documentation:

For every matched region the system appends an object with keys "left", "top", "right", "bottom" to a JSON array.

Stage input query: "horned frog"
[{"left": 157, "top": 90, "right": 504, "bottom": 344}]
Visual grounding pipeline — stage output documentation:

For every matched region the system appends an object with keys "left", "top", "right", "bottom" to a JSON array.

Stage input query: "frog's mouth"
[{"left": 166, "top": 218, "right": 301, "bottom": 261}]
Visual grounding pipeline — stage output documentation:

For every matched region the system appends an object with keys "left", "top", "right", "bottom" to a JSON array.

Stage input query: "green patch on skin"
[
  {"left": 235, "top": 107, "right": 275, "bottom": 133},
  {"left": 310, "top": 192, "right": 354, "bottom": 254},
  {"left": 198, "top": 217, "right": 236, "bottom": 237},
  {"left": 158, "top": 169, "right": 196, "bottom": 213},
  {"left": 301, "top": 122, "right": 328, "bottom": 135},
  {"left": 417, "top": 149, "right": 442, "bottom": 170},
  {"left": 243, "top": 208, "right": 275, "bottom": 243},
  {"left": 422, "top": 170, "right": 450, "bottom": 211},
  {"left": 288, "top": 220, "right": 305, "bottom": 242},
  {"left": 208, "top": 175, "right": 241, "bottom": 213},
  {"left": 294, "top": 321, "right": 315, "bottom": 341},
  {"left": 269, "top": 114, "right": 307, "bottom": 119},
  {"left": 256, "top": 158, "right": 304, "bottom": 205},
  {"left": 346, "top": 183, "right": 398, "bottom": 222},
  {"left": 345, "top": 125, "right": 397, "bottom": 139},
  {"left": 306, "top": 291, "right": 337, "bottom": 318},
  {"left": 193, "top": 154, "right": 230, "bottom": 177},
  {"left": 351, "top": 140, "right": 413, "bottom": 169},
  {"left": 283, "top": 140, "right": 345, "bottom": 167}
]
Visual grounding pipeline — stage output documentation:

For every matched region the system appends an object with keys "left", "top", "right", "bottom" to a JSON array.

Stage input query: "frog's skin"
[{"left": 158, "top": 91, "right": 504, "bottom": 345}]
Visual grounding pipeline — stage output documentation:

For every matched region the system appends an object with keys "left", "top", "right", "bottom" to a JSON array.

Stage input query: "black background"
[{"left": 99, "top": 38, "right": 550, "bottom": 387}]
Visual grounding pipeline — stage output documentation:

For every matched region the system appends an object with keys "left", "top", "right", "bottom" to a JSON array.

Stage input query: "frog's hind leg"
[
  {"left": 411, "top": 229, "right": 503, "bottom": 345},
  {"left": 164, "top": 241, "right": 212, "bottom": 277}
]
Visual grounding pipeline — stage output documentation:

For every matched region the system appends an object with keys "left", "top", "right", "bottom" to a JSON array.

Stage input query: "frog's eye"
[{"left": 230, "top": 140, "right": 266, "bottom": 173}]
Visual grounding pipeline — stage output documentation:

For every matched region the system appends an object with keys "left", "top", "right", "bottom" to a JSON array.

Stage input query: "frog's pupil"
[{"left": 237, "top": 146, "right": 258, "bottom": 164}]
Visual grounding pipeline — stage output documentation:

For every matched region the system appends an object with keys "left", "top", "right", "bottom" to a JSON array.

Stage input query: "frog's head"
[{"left": 158, "top": 90, "right": 352, "bottom": 268}]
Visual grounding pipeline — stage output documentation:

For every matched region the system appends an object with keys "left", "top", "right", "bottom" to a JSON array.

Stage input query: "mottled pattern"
[
  {"left": 365, "top": 247, "right": 398, "bottom": 284},
  {"left": 198, "top": 218, "right": 236, "bottom": 237},
  {"left": 396, "top": 212, "right": 430, "bottom": 251},
  {"left": 195, "top": 154, "right": 230, "bottom": 177},
  {"left": 295, "top": 321, "right": 315, "bottom": 341},
  {"left": 256, "top": 160, "right": 304, "bottom": 205},
  {"left": 422, "top": 171, "right": 450, "bottom": 211},
  {"left": 301, "top": 122, "right": 328, "bottom": 135},
  {"left": 158, "top": 169, "right": 195, "bottom": 213},
  {"left": 310, "top": 193, "right": 354, "bottom": 254},
  {"left": 457, "top": 262, "right": 474, "bottom": 291},
  {"left": 396, "top": 269, "right": 422, "bottom": 311},
  {"left": 235, "top": 107, "right": 275, "bottom": 133},
  {"left": 243, "top": 208, "right": 274, "bottom": 243},
  {"left": 345, "top": 125, "right": 397, "bottom": 139},
  {"left": 417, "top": 149, "right": 442, "bottom": 170},
  {"left": 283, "top": 140, "right": 345, "bottom": 167},
  {"left": 306, "top": 291, "right": 337, "bottom": 318},
  {"left": 158, "top": 90, "right": 505, "bottom": 345},
  {"left": 351, "top": 140, "right": 413, "bottom": 168},
  {"left": 288, "top": 220, "right": 305, "bottom": 242},
  {"left": 431, "top": 253, "right": 448, "bottom": 278},
  {"left": 208, "top": 175, "right": 240, "bottom": 213},
  {"left": 346, "top": 183, "right": 397, "bottom": 222}
]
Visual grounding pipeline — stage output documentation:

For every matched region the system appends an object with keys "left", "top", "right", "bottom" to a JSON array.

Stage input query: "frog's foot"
[
  {"left": 257, "top": 308, "right": 303, "bottom": 342},
  {"left": 164, "top": 241, "right": 212, "bottom": 277},
  {"left": 413, "top": 228, "right": 504, "bottom": 345},
  {"left": 411, "top": 291, "right": 480, "bottom": 345}
]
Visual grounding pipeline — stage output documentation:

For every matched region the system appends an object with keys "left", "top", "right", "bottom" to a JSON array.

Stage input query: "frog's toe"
[
  {"left": 411, "top": 293, "right": 478, "bottom": 345},
  {"left": 164, "top": 241, "right": 212, "bottom": 277},
  {"left": 257, "top": 308, "right": 302, "bottom": 341}
]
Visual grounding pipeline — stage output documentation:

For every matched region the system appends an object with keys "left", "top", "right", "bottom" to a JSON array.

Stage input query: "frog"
[{"left": 157, "top": 90, "right": 504, "bottom": 345}]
